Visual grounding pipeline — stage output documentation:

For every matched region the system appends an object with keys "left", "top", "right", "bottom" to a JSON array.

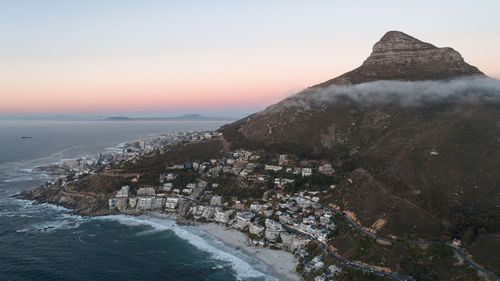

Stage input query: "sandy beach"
[{"left": 198, "top": 223, "right": 301, "bottom": 281}]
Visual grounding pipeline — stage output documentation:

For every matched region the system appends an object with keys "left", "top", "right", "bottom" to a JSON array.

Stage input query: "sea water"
[{"left": 0, "top": 120, "right": 278, "bottom": 281}]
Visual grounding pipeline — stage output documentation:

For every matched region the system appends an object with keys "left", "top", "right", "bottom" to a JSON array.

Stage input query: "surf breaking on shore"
[{"left": 95, "top": 214, "right": 300, "bottom": 281}]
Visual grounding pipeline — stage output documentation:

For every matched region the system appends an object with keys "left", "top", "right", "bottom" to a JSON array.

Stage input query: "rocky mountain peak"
[
  {"left": 315, "top": 31, "right": 484, "bottom": 87},
  {"left": 371, "top": 31, "right": 435, "bottom": 53}
]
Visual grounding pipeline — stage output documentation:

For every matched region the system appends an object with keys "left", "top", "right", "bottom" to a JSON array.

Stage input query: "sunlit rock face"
[{"left": 316, "top": 31, "right": 484, "bottom": 87}]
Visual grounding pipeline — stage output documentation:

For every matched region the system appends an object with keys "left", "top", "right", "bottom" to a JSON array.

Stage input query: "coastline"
[
  {"left": 147, "top": 212, "right": 301, "bottom": 281},
  {"left": 198, "top": 223, "right": 301, "bottom": 281},
  {"left": 5, "top": 124, "right": 307, "bottom": 281}
]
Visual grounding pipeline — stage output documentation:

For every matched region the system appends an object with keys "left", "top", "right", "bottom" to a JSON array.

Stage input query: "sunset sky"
[{"left": 1, "top": 0, "right": 499, "bottom": 117}]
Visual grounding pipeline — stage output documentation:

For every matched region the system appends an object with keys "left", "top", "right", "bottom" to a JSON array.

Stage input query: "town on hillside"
[
  {"left": 34, "top": 130, "right": 489, "bottom": 281},
  {"left": 107, "top": 146, "right": 351, "bottom": 281}
]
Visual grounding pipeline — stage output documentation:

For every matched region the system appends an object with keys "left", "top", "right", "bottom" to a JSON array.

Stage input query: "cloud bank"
[{"left": 285, "top": 76, "right": 500, "bottom": 107}]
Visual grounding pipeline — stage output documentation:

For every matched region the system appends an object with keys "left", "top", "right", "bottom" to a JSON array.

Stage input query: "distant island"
[{"left": 105, "top": 114, "right": 236, "bottom": 121}]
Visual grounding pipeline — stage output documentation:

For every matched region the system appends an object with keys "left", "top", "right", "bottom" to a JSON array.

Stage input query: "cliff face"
[
  {"left": 19, "top": 173, "right": 129, "bottom": 217},
  {"left": 21, "top": 185, "right": 111, "bottom": 216},
  {"left": 315, "top": 31, "right": 483, "bottom": 86}
]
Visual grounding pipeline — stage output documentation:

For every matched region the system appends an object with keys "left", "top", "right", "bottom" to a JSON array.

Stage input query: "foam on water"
[
  {"left": 96, "top": 215, "right": 278, "bottom": 281},
  {"left": 104, "top": 142, "right": 127, "bottom": 152},
  {"left": 17, "top": 214, "right": 87, "bottom": 233},
  {"left": 3, "top": 177, "right": 34, "bottom": 183},
  {"left": 0, "top": 197, "right": 87, "bottom": 233}
]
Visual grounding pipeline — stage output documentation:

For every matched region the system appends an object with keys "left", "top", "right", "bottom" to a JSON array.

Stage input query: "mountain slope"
[{"left": 221, "top": 31, "right": 500, "bottom": 241}]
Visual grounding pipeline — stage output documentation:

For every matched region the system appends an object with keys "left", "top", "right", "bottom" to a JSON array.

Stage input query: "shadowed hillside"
[{"left": 221, "top": 31, "right": 500, "bottom": 248}]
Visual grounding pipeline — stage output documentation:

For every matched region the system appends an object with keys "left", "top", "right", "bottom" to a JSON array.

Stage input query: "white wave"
[
  {"left": 3, "top": 177, "right": 34, "bottom": 183},
  {"left": 20, "top": 168, "right": 35, "bottom": 173},
  {"left": 17, "top": 213, "right": 87, "bottom": 233},
  {"left": 6, "top": 198, "right": 72, "bottom": 213},
  {"left": 1, "top": 197, "right": 86, "bottom": 233},
  {"left": 96, "top": 215, "right": 277, "bottom": 281},
  {"left": 105, "top": 142, "right": 128, "bottom": 151}
]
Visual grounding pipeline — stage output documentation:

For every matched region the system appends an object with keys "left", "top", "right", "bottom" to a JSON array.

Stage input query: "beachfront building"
[
  {"left": 214, "top": 208, "right": 233, "bottom": 224},
  {"left": 249, "top": 223, "right": 265, "bottom": 236},
  {"left": 165, "top": 197, "right": 179, "bottom": 210},
  {"left": 115, "top": 198, "right": 127, "bottom": 211},
  {"left": 191, "top": 205, "right": 216, "bottom": 220},
  {"left": 136, "top": 197, "right": 155, "bottom": 211},
  {"left": 265, "top": 230, "right": 281, "bottom": 242},
  {"left": 235, "top": 211, "right": 253, "bottom": 229},
  {"left": 154, "top": 196, "right": 166, "bottom": 210}
]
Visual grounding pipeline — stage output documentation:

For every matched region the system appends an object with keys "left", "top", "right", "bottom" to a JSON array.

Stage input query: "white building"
[
  {"left": 249, "top": 223, "right": 265, "bottom": 236},
  {"left": 302, "top": 168, "right": 312, "bottom": 177},
  {"left": 265, "top": 230, "right": 281, "bottom": 242},
  {"left": 250, "top": 203, "right": 263, "bottom": 213},
  {"left": 280, "top": 232, "right": 297, "bottom": 249},
  {"left": 197, "top": 180, "right": 208, "bottom": 189},
  {"left": 265, "top": 218, "right": 283, "bottom": 231},
  {"left": 136, "top": 197, "right": 155, "bottom": 211},
  {"left": 165, "top": 197, "right": 179, "bottom": 210},
  {"left": 137, "top": 187, "right": 156, "bottom": 196},
  {"left": 319, "top": 163, "right": 335, "bottom": 176},
  {"left": 214, "top": 208, "right": 233, "bottom": 224},
  {"left": 154, "top": 197, "right": 165, "bottom": 210},
  {"left": 163, "top": 183, "right": 173, "bottom": 192},
  {"left": 235, "top": 212, "right": 253, "bottom": 229},
  {"left": 116, "top": 185, "right": 130, "bottom": 197},
  {"left": 279, "top": 214, "right": 293, "bottom": 225},
  {"left": 210, "top": 195, "right": 223, "bottom": 206},
  {"left": 265, "top": 165, "right": 283, "bottom": 172},
  {"left": 115, "top": 198, "right": 127, "bottom": 211}
]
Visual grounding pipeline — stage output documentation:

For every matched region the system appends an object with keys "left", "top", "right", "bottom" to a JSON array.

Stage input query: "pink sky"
[{"left": 1, "top": 1, "right": 499, "bottom": 115}]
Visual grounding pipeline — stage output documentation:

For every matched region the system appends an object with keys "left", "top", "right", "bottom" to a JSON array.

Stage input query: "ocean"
[{"left": 0, "top": 120, "right": 279, "bottom": 281}]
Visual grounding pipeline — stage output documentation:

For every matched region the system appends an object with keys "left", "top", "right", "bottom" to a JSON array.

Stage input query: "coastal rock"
[{"left": 19, "top": 185, "right": 110, "bottom": 216}]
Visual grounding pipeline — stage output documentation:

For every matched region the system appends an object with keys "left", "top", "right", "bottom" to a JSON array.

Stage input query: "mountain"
[
  {"left": 221, "top": 31, "right": 500, "bottom": 254},
  {"left": 106, "top": 116, "right": 133, "bottom": 120},
  {"left": 105, "top": 114, "right": 235, "bottom": 121},
  {"left": 315, "top": 31, "right": 483, "bottom": 87}
]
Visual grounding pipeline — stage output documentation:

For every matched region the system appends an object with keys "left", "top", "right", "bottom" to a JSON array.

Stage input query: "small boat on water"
[{"left": 21, "top": 136, "right": 32, "bottom": 139}]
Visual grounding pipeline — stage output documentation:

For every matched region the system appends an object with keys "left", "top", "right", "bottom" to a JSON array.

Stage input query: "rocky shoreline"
[
  {"left": 17, "top": 185, "right": 111, "bottom": 217},
  {"left": 15, "top": 190, "right": 303, "bottom": 281}
]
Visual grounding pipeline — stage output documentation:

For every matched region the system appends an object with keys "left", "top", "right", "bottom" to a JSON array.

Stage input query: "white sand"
[{"left": 198, "top": 223, "right": 301, "bottom": 281}]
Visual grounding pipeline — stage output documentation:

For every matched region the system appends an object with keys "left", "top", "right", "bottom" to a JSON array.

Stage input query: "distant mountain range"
[
  {"left": 105, "top": 114, "right": 236, "bottom": 121},
  {"left": 0, "top": 114, "right": 239, "bottom": 121}
]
